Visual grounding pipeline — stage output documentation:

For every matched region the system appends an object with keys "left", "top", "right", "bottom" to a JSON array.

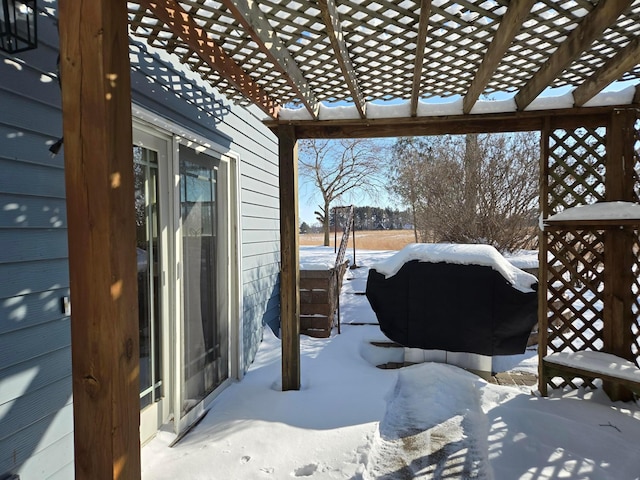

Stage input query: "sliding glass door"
[
  {"left": 179, "top": 146, "right": 229, "bottom": 419},
  {"left": 133, "top": 125, "right": 235, "bottom": 440},
  {"left": 133, "top": 130, "right": 171, "bottom": 444}
]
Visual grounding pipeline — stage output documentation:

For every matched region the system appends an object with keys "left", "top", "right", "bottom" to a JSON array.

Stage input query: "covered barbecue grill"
[{"left": 365, "top": 244, "right": 538, "bottom": 357}]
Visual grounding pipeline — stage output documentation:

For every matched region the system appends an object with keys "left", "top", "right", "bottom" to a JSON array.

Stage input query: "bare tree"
[
  {"left": 390, "top": 132, "right": 539, "bottom": 253},
  {"left": 299, "top": 138, "right": 385, "bottom": 246}
]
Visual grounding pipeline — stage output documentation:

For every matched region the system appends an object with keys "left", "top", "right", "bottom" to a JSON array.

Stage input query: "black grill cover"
[{"left": 365, "top": 260, "right": 538, "bottom": 356}]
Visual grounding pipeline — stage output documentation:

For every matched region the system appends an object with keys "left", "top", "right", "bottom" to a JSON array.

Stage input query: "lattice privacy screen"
[{"left": 541, "top": 112, "right": 640, "bottom": 391}]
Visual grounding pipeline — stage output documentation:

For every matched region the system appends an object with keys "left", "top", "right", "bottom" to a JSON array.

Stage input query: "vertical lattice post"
[
  {"left": 540, "top": 116, "right": 609, "bottom": 392},
  {"left": 602, "top": 108, "right": 638, "bottom": 400},
  {"left": 538, "top": 118, "right": 550, "bottom": 396},
  {"left": 540, "top": 109, "right": 640, "bottom": 400}
]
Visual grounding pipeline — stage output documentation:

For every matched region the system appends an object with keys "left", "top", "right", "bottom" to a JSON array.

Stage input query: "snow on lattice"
[{"left": 547, "top": 201, "right": 640, "bottom": 222}]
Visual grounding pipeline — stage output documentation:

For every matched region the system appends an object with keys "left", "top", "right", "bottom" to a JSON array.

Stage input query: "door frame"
[
  {"left": 132, "top": 125, "right": 173, "bottom": 445},
  {"left": 132, "top": 108, "right": 243, "bottom": 440},
  {"left": 172, "top": 142, "right": 240, "bottom": 435}
]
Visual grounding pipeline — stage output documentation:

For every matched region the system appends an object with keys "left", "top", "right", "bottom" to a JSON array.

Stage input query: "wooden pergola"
[{"left": 59, "top": 0, "right": 639, "bottom": 478}]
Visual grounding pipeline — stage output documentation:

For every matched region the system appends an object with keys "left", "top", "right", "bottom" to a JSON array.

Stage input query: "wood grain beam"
[
  {"left": 266, "top": 105, "right": 621, "bottom": 139},
  {"left": 140, "top": 0, "right": 280, "bottom": 119},
  {"left": 278, "top": 125, "right": 300, "bottom": 391},
  {"left": 410, "top": 0, "right": 431, "bottom": 117},
  {"left": 318, "top": 0, "right": 367, "bottom": 118},
  {"left": 462, "top": 0, "right": 536, "bottom": 114},
  {"left": 59, "top": 0, "right": 140, "bottom": 478},
  {"left": 635, "top": 84, "right": 640, "bottom": 104},
  {"left": 514, "top": 0, "right": 633, "bottom": 111},
  {"left": 573, "top": 37, "right": 640, "bottom": 107},
  {"left": 221, "top": 0, "right": 320, "bottom": 119}
]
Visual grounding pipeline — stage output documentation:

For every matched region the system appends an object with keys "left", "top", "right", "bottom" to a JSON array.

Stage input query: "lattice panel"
[
  {"left": 127, "top": 0, "right": 640, "bottom": 111},
  {"left": 547, "top": 127, "right": 607, "bottom": 215},
  {"left": 545, "top": 229, "right": 605, "bottom": 390},
  {"left": 634, "top": 117, "right": 640, "bottom": 202},
  {"left": 632, "top": 233, "right": 640, "bottom": 368}
]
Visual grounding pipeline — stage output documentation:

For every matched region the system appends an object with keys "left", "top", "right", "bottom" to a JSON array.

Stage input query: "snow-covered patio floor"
[{"left": 142, "top": 247, "right": 640, "bottom": 480}]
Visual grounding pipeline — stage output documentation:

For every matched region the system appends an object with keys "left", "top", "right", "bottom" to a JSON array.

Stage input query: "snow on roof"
[
  {"left": 319, "top": 103, "right": 360, "bottom": 120},
  {"left": 470, "top": 97, "right": 517, "bottom": 115},
  {"left": 547, "top": 201, "right": 640, "bottom": 222},
  {"left": 278, "top": 85, "right": 638, "bottom": 121},
  {"left": 367, "top": 101, "right": 412, "bottom": 119},
  {"left": 524, "top": 90, "right": 574, "bottom": 111},
  {"left": 582, "top": 85, "right": 637, "bottom": 108},
  {"left": 416, "top": 97, "right": 463, "bottom": 117},
  {"left": 370, "top": 243, "right": 538, "bottom": 293}
]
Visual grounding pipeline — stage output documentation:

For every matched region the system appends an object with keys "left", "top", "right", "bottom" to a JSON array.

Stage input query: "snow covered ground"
[{"left": 142, "top": 247, "right": 640, "bottom": 479}]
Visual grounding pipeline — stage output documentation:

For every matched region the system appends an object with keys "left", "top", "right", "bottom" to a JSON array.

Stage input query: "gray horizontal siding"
[
  {"left": 242, "top": 198, "right": 279, "bottom": 218},
  {"left": 0, "top": 376, "right": 72, "bottom": 445},
  {"left": 0, "top": 89, "right": 63, "bottom": 139},
  {"left": 243, "top": 229, "right": 280, "bottom": 245},
  {"left": 240, "top": 161, "right": 279, "bottom": 186},
  {"left": 242, "top": 202, "right": 280, "bottom": 220},
  {"left": 242, "top": 251, "right": 280, "bottom": 272},
  {"left": 0, "top": 319, "right": 71, "bottom": 371},
  {"left": 0, "top": 287, "right": 70, "bottom": 335},
  {"left": 0, "top": 229, "right": 68, "bottom": 264},
  {"left": 242, "top": 215, "right": 280, "bottom": 231},
  {"left": 1, "top": 12, "right": 74, "bottom": 479},
  {"left": 0, "top": 347, "right": 72, "bottom": 405},
  {"left": 0, "top": 124, "right": 63, "bottom": 169},
  {"left": 241, "top": 175, "right": 280, "bottom": 200},
  {"left": 18, "top": 432, "right": 74, "bottom": 480},
  {"left": 0, "top": 193, "right": 67, "bottom": 229},
  {"left": 0, "top": 258, "right": 69, "bottom": 299},
  {"left": 243, "top": 289, "right": 280, "bottom": 316},
  {"left": 0, "top": 157, "right": 65, "bottom": 198},
  {"left": 0, "top": 403, "right": 74, "bottom": 478},
  {"left": 46, "top": 454, "right": 75, "bottom": 480}
]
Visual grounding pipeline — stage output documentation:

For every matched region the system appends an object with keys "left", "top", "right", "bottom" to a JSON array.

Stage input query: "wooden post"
[
  {"left": 58, "top": 1, "right": 141, "bottom": 478},
  {"left": 279, "top": 125, "right": 301, "bottom": 391},
  {"left": 334, "top": 207, "right": 337, "bottom": 253},
  {"left": 538, "top": 117, "right": 551, "bottom": 396},
  {"left": 351, "top": 211, "right": 357, "bottom": 268},
  {"left": 603, "top": 108, "right": 636, "bottom": 401}
]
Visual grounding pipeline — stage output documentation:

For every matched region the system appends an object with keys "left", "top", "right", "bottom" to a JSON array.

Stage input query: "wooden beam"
[
  {"left": 514, "top": 0, "right": 633, "bottom": 111},
  {"left": 573, "top": 37, "right": 640, "bottom": 107},
  {"left": 140, "top": 0, "right": 280, "bottom": 119},
  {"left": 266, "top": 105, "right": 619, "bottom": 139},
  {"left": 462, "top": 0, "right": 536, "bottom": 114},
  {"left": 318, "top": 0, "right": 367, "bottom": 118},
  {"left": 634, "top": 84, "right": 640, "bottom": 104},
  {"left": 278, "top": 125, "right": 300, "bottom": 391},
  {"left": 58, "top": 0, "right": 140, "bottom": 478},
  {"left": 410, "top": 0, "right": 431, "bottom": 117},
  {"left": 221, "top": 0, "right": 320, "bottom": 119}
]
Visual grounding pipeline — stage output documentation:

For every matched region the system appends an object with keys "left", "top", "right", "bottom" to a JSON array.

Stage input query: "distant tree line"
[{"left": 331, "top": 206, "right": 412, "bottom": 231}]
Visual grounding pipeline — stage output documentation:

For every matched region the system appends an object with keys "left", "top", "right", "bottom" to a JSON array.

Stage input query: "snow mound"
[
  {"left": 360, "top": 363, "right": 492, "bottom": 479},
  {"left": 370, "top": 243, "right": 538, "bottom": 293}
]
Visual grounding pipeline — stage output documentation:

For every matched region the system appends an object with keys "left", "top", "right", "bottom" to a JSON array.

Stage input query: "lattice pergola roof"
[{"left": 128, "top": 0, "right": 640, "bottom": 121}]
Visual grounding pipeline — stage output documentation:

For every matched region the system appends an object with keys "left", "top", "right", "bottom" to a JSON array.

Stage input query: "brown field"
[{"left": 300, "top": 229, "right": 416, "bottom": 251}]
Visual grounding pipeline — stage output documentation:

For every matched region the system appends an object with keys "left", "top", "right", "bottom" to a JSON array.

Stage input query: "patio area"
[{"left": 141, "top": 246, "right": 640, "bottom": 480}]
